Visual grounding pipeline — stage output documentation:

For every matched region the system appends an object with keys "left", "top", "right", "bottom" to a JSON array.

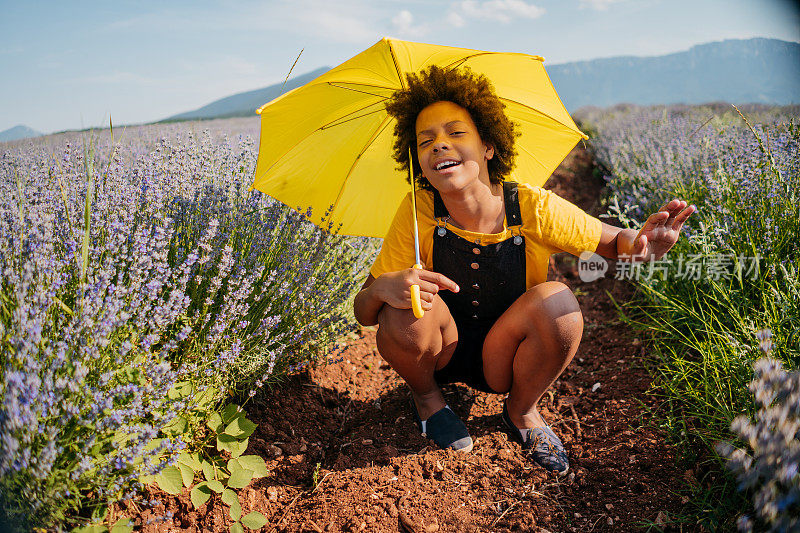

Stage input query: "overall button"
[
  {"left": 472, "top": 247, "right": 481, "bottom": 255},
  {"left": 470, "top": 262, "right": 479, "bottom": 270},
  {"left": 472, "top": 283, "right": 480, "bottom": 290},
  {"left": 471, "top": 300, "right": 479, "bottom": 307}
]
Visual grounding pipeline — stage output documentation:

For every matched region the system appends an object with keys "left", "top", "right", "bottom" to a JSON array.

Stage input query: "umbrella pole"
[{"left": 409, "top": 148, "right": 424, "bottom": 319}]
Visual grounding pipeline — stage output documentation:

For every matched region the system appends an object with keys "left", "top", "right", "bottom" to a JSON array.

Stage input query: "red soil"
[{"left": 116, "top": 146, "right": 691, "bottom": 532}]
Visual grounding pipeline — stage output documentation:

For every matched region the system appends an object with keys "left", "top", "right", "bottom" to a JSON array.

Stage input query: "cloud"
[
  {"left": 578, "top": 0, "right": 625, "bottom": 10},
  {"left": 391, "top": 9, "right": 430, "bottom": 38},
  {"left": 447, "top": 12, "right": 466, "bottom": 27},
  {"left": 452, "top": 0, "right": 545, "bottom": 24},
  {"left": 288, "top": 5, "right": 380, "bottom": 43}
]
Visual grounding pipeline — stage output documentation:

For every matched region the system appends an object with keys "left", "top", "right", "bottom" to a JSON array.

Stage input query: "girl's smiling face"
[{"left": 415, "top": 101, "right": 494, "bottom": 193}]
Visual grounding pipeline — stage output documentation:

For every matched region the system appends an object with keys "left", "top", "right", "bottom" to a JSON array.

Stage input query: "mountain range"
[
  {"left": 2, "top": 37, "right": 797, "bottom": 141},
  {"left": 0, "top": 125, "right": 42, "bottom": 142},
  {"left": 162, "top": 37, "right": 799, "bottom": 122}
]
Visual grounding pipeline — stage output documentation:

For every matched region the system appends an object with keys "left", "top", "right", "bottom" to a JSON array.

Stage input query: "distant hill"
[
  {"left": 549, "top": 37, "right": 800, "bottom": 110},
  {"left": 0, "top": 125, "right": 42, "bottom": 142},
  {"left": 162, "top": 67, "right": 331, "bottom": 122},
  {"left": 165, "top": 38, "right": 798, "bottom": 122}
]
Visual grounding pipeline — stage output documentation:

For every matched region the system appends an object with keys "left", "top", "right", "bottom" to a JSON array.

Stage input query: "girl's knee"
[
  {"left": 376, "top": 296, "right": 450, "bottom": 355},
  {"left": 525, "top": 282, "right": 583, "bottom": 342}
]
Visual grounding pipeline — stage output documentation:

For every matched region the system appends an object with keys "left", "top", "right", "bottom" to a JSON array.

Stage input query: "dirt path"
[{"left": 123, "top": 146, "right": 690, "bottom": 532}]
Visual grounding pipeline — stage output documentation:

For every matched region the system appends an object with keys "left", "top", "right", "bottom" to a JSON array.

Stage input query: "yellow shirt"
[{"left": 369, "top": 183, "right": 603, "bottom": 289}]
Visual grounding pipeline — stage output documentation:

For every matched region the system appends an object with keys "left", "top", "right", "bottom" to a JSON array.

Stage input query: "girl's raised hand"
[
  {"left": 630, "top": 199, "right": 696, "bottom": 261},
  {"left": 374, "top": 268, "right": 460, "bottom": 311}
]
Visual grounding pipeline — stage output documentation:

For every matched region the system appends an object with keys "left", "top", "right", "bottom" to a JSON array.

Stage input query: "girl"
[{"left": 353, "top": 66, "right": 694, "bottom": 473}]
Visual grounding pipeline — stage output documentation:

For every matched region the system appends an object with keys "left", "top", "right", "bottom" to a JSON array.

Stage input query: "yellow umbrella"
[{"left": 252, "top": 37, "right": 587, "bottom": 316}]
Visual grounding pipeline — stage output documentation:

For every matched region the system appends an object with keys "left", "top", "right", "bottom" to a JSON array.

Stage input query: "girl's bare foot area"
[{"left": 410, "top": 388, "right": 447, "bottom": 421}]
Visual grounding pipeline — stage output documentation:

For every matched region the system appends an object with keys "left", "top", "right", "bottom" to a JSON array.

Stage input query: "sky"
[{"left": 1, "top": 0, "right": 798, "bottom": 134}]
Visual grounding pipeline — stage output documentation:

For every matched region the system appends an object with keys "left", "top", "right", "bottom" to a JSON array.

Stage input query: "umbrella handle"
[{"left": 410, "top": 263, "right": 424, "bottom": 319}]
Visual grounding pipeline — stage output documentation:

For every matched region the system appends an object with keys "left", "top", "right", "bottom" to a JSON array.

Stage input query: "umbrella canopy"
[{"left": 252, "top": 37, "right": 587, "bottom": 238}]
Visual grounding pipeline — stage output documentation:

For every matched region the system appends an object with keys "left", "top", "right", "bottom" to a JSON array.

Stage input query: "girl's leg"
[
  {"left": 481, "top": 281, "right": 583, "bottom": 429},
  {"left": 375, "top": 294, "right": 458, "bottom": 421}
]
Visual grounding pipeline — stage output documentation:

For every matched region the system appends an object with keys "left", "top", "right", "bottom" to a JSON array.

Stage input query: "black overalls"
[{"left": 431, "top": 181, "right": 527, "bottom": 393}]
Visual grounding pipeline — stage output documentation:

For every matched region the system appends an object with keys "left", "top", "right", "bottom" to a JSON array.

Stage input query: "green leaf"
[
  {"left": 143, "top": 437, "right": 165, "bottom": 453},
  {"left": 190, "top": 482, "right": 212, "bottom": 509},
  {"left": 217, "top": 434, "right": 249, "bottom": 457},
  {"left": 230, "top": 522, "right": 244, "bottom": 533},
  {"left": 227, "top": 462, "right": 254, "bottom": 489},
  {"left": 224, "top": 415, "right": 257, "bottom": 439},
  {"left": 178, "top": 452, "right": 202, "bottom": 472},
  {"left": 233, "top": 455, "right": 268, "bottom": 478},
  {"left": 207, "top": 479, "right": 225, "bottom": 493},
  {"left": 241, "top": 512, "right": 268, "bottom": 530},
  {"left": 193, "top": 385, "right": 219, "bottom": 411},
  {"left": 221, "top": 488, "right": 238, "bottom": 507},
  {"left": 229, "top": 499, "right": 242, "bottom": 522},
  {"left": 167, "top": 380, "right": 194, "bottom": 400},
  {"left": 91, "top": 502, "right": 109, "bottom": 522},
  {"left": 161, "top": 415, "right": 188, "bottom": 436},
  {"left": 221, "top": 404, "right": 243, "bottom": 425},
  {"left": 71, "top": 526, "right": 107, "bottom": 533},
  {"left": 201, "top": 459, "right": 215, "bottom": 482},
  {"left": 178, "top": 462, "right": 195, "bottom": 487},
  {"left": 222, "top": 489, "right": 242, "bottom": 521},
  {"left": 110, "top": 518, "right": 134, "bottom": 533},
  {"left": 155, "top": 465, "right": 183, "bottom": 495},
  {"left": 207, "top": 412, "right": 224, "bottom": 434}
]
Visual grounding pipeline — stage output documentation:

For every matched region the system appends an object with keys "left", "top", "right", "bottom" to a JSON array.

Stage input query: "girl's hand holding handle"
[{"left": 373, "top": 267, "right": 460, "bottom": 313}]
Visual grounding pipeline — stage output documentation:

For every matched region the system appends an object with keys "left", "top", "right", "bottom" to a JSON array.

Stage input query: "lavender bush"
[
  {"left": 0, "top": 119, "right": 378, "bottom": 530},
  {"left": 581, "top": 104, "right": 800, "bottom": 438},
  {"left": 718, "top": 355, "right": 800, "bottom": 532},
  {"left": 581, "top": 104, "right": 799, "bottom": 527}
]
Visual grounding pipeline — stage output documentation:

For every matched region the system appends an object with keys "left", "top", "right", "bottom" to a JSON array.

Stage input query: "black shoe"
[
  {"left": 502, "top": 401, "right": 569, "bottom": 474},
  {"left": 411, "top": 402, "right": 473, "bottom": 452}
]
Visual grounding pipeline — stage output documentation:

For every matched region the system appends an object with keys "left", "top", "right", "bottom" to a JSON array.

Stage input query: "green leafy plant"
[{"left": 146, "top": 403, "right": 268, "bottom": 531}]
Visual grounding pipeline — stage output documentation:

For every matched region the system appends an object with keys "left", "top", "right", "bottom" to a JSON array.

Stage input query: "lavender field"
[
  {"left": 580, "top": 103, "right": 800, "bottom": 530},
  {"left": 2, "top": 107, "right": 798, "bottom": 531},
  {"left": 0, "top": 118, "right": 378, "bottom": 530}
]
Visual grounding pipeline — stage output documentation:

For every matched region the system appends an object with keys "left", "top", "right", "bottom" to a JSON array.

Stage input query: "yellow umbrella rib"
[
  {"left": 326, "top": 81, "right": 395, "bottom": 97},
  {"left": 329, "top": 114, "right": 395, "bottom": 217},
  {"left": 387, "top": 40, "right": 407, "bottom": 89},
  {"left": 322, "top": 107, "right": 387, "bottom": 130},
  {"left": 501, "top": 96, "right": 588, "bottom": 139},
  {"left": 445, "top": 52, "right": 543, "bottom": 71},
  {"left": 516, "top": 143, "right": 549, "bottom": 171}
]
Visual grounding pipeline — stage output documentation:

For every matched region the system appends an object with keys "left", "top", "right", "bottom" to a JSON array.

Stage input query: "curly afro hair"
[{"left": 385, "top": 65, "right": 519, "bottom": 190}]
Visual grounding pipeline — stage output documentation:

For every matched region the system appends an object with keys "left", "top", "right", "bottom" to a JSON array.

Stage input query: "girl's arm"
[{"left": 595, "top": 199, "right": 695, "bottom": 261}]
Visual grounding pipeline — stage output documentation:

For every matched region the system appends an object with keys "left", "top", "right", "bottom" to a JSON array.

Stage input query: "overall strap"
[
  {"left": 433, "top": 187, "right": 449, "bottom": 219},
  {"left": 432, "top": 181, "right": 523, "bottom": 225},
  {"left": 502, "top": 181, "right": 522, "bottom": 227}
]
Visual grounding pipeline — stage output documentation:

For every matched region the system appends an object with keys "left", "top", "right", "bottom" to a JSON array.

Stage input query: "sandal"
[
  {"left": 411, "top": 401, "right": 473, "bottom": 452},
  {"left": 501, "top": 401, "right": 569, "bottom": 474}
]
